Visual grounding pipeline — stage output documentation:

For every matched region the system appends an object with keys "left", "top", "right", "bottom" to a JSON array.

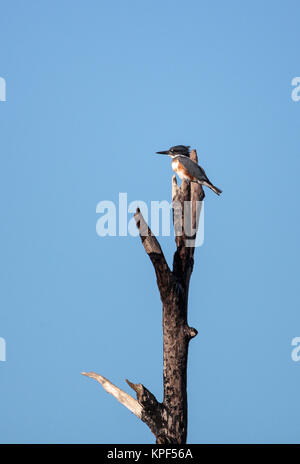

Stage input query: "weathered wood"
[
  {"left": 160, "top": 150, "right": 204, "bottom": 443},
  {"left": 83, "top": 149, "right": 205, "bottom": 443},
  {"left": 81, "top": 372, "right": 143, "bottom": 418},
  {"left": 133, "top": 149, "right": 204, "bottom": 443},
  {"left": 134, "top": 207, "right": 174, "bottom": 302}
]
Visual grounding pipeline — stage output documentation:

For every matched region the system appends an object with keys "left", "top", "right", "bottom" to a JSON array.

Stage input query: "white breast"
[
  {"left": 171, "top": 159, "right": 180, "bottom": 170},
  {"left": 171, "top": 158, "right": 185, "bottom": 180}
]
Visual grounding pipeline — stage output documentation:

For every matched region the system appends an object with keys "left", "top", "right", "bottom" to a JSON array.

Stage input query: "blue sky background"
[{"left": 1, "top": 0, "right": 300, "bottom": 444}]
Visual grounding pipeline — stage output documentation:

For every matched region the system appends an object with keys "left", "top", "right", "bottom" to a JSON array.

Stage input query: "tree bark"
[{"left": 83, "top": 149, "right": 204, "bottom": 444}]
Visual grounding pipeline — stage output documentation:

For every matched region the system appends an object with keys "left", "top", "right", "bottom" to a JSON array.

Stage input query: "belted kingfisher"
[{"left": 156, "top": 145, "right": 222, "bottom": 195}]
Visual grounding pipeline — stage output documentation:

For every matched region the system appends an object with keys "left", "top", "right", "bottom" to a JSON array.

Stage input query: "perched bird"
[{"left": 156, "top": 145, "right": 222, "bottom": 195}]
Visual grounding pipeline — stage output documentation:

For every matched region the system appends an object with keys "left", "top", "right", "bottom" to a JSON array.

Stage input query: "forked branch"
[
  {"left": 81, "top": 372, "right": 143, "bottom": 418},
  {"left": 83, "top": 149, "right": 205, "bottom": 443}
]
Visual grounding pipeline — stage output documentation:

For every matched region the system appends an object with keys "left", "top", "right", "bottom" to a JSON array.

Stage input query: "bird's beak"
[{"left": 156, "top": 150, "right": 169, "bottom": 155}]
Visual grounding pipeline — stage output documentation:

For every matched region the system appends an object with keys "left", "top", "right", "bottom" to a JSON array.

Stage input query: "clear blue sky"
[{"left": 1, "top": 0, "right": 300, "bottom": 444}]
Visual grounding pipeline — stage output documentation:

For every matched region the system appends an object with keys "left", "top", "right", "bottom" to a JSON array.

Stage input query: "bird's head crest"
[
  {"left": 156, "top": 145, "right": 190, "bottom": 157},
  {"left": 169, "top": 145, "right": 190, "bottom": 157}
]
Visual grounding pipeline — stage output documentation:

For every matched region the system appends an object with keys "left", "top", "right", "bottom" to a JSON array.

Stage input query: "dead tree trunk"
[{"left": 82, "top": 149, "right": 204, "bottom": 444}]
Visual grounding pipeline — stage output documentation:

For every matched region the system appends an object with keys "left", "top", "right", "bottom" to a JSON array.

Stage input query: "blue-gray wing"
[{"left": 176, "top": 156, "right": 210, "bottom": 182}]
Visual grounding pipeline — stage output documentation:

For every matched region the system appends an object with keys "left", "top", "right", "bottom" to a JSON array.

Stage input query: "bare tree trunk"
[{"left": 83, "top": 150, "right": 204, "bottom": 444}]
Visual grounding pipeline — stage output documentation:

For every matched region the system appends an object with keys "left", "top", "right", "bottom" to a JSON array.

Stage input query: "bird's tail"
[{"left": 201, "top": 181, "right": 222, "bottom": 195}]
